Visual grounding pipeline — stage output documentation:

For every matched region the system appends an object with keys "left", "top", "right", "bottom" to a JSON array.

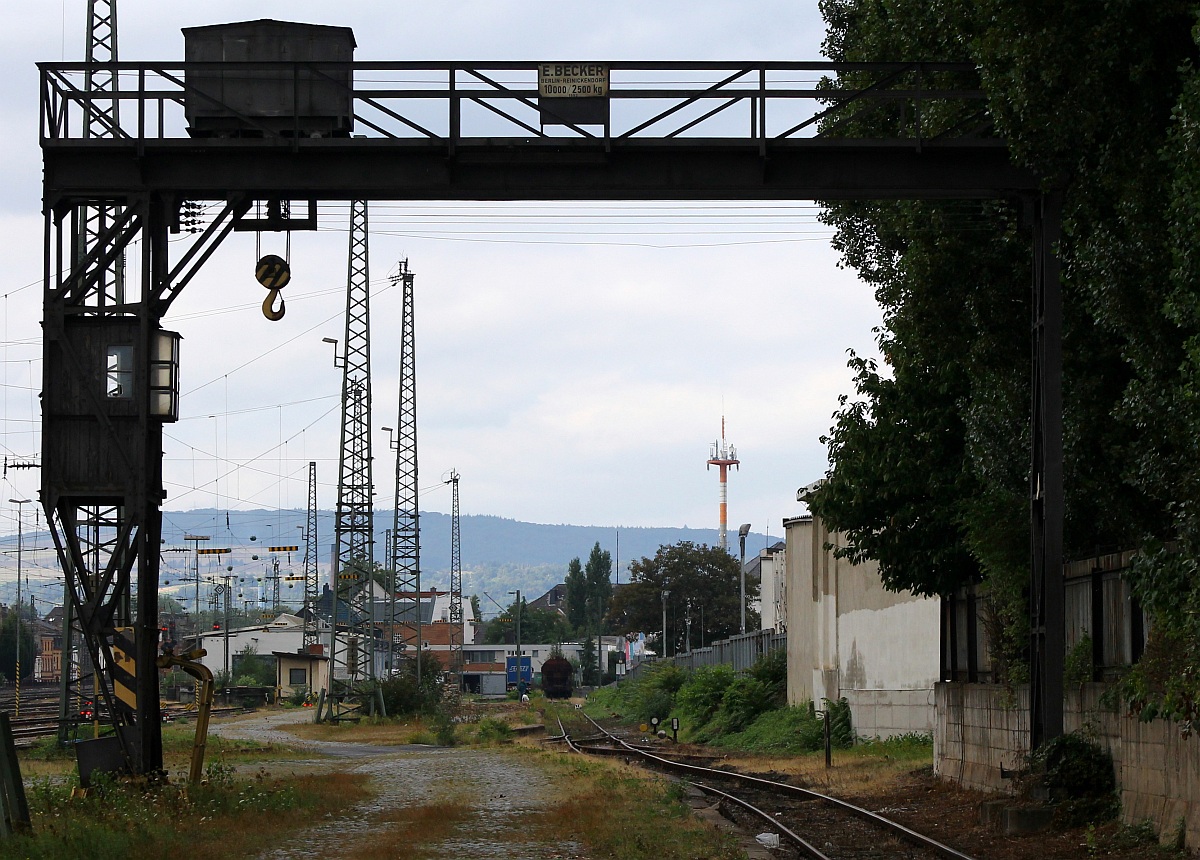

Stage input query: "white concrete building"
[
  {"left": 754, "top": 541, "right": 787, "bottom": 633},
  {"left": 784, "top": 511, "right": 940, "bottom": 739}
]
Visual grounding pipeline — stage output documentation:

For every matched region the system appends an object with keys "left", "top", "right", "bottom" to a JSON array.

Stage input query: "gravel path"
[{"left": 209, "top": 711, "right": 590, "bottom": 860}]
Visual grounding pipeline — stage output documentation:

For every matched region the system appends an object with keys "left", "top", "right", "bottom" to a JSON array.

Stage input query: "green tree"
[
  {"left": 607, "top": 542, "right": 756, "bottom": 656},
  {"left": 232, "top": 644, "right": 275, "bottom": 686},
  {"left": 564, "top": 557, "right": 586, "bottom": 632},
  {"left": 0, "top": 610, "right": 37, "bottom": 683},
  {"left": 583, "top": 542, "right": 613, "bottom": 630},
  {"left": 482, "top": 598, "right": 569, "bottom": 645},
  {"left": 812, "top": 0, "right": 1200, "bottom": 704}
]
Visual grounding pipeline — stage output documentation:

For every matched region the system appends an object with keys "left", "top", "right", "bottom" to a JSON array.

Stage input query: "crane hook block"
[
  {"left": 262, "top": 288, "right": 286, "bottom": 321},
  {"left": 256, "top": 254, "right": 290, "bottom": 321}
]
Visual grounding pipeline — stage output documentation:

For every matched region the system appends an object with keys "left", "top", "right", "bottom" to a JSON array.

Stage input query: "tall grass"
[{"left": 8, "top": 767, "right": 369, "bottom": 859}]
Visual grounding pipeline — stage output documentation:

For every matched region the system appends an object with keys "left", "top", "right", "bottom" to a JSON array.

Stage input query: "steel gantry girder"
[{"left": 38, "top": 57, "right": 1064, "bottom": 760}]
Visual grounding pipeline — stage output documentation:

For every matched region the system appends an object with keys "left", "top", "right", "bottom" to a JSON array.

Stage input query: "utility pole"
[
  {"left": 661, "top": 589, "right": 670, "bottom": 660},
  {"left": 445, "top": 470, "right": 463, "bottom": 693},
  {"left": 184, "top": 535, "right": 210, "bottom": 646},
  {"left": 10, "top": 499, "right": 30, "bottom": 716},
  {"left": 323, "top": 199, "right": 377, "bottom": 721},
  {"left": 302, "top": 462, "right": 319, "bottom": 653},
  {"left": 384, "top": 260, "right": 420, "bottom": 682}
]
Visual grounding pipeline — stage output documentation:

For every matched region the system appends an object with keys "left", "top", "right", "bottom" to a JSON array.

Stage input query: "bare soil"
[{"left": 844, "top": 767, "right": 1183, "bottom": 860}]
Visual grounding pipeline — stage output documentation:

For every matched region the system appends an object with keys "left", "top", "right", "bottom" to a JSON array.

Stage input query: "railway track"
[
  {"left": 0, "top": 686, "right": 249, "bottom": 747},
  {"left": 559, "top": 712, "right": 979, "bottom": 860}
]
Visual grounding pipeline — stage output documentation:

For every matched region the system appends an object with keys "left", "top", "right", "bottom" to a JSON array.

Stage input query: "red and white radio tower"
[{"left": 706, "top": 417, "right": 740, "bottom": 551}]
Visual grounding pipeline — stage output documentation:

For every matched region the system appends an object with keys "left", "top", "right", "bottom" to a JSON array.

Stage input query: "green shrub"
[
  {"left": 379, "top": 658, "right": 443, "bottom": 716},
  {"left": 430, "top": 711, "right": 457, "bottom": 746},
  {"left": 1028, "top": 732, "right": 1118, "bottom": 826},
  {"left": 710, "top": 705, "right": 826, "bottom": 753},
  {"left": 634, "top": 689, "right": 675, "bottom": 723},
  {"left": 718, "top": 677, "right": 777, "bottom": 733},
  {"left": 824, "top": 697, "right": 854, "bottom": 748},
  {"left": 745, "top": 650, "right": 787, "bottom": 704},
  {"left": 475, "top": 717, "right": 514, "bottom": 744},
  {"left": 675, "top": 665, "right": 735, "bottom": 725}
]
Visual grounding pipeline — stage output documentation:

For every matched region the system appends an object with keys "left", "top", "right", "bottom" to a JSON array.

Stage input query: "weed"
[{"left": 474, "top": 717, "right": 514, "bottom": 745}]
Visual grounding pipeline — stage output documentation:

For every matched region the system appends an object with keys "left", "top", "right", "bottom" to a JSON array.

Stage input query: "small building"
[
  {"left": 784, "top": 510, "right": 940, "bottom": 740},
  {"left": 274, "top": 648, "right": 329, "bottom": 700}
]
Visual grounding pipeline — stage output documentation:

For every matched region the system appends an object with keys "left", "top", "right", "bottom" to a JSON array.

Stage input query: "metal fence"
[{"left": 626, "top": 629, "right": 786, "bottom": 681}]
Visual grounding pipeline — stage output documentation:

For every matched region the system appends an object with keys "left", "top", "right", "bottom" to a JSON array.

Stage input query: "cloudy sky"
[{"left": 0, "top": 2, "right": 883, "bottom": 566}]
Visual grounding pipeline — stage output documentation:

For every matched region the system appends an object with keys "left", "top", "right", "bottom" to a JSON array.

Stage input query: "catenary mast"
[
  {"left": 387, "top": 261, "right": 421, "bottom": 681},
  {"left": 323, "top": 200, "right": 377, "bottom": 720}
]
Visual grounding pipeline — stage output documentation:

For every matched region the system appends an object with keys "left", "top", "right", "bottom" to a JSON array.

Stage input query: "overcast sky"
[{"left": 0, "top": 2, "right": 883, "bottom": 564}]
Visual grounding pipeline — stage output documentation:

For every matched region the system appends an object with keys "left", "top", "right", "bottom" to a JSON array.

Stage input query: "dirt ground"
[
  {"left": 208, "top": 707, "right": 1186, "bottom": 860},
  {"left": 843, "top": 767, "right": 1182, "bottom": 860}
]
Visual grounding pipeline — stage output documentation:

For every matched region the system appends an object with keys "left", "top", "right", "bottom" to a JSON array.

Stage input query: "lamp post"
[
  {"left": 738, "top": 524, "right": 752, "bottom": 635},
  {"left": 10, "top": 498, "right": 30, "bottom": 715},
  {"left": 661, "top": 589, "right": 670, "bottom": 659}
]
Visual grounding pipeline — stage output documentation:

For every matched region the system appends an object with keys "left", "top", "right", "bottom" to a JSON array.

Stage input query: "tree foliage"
[
  {"left": 811, "top": 1, "right": 1200, "bottom": 709},
  {"left": 565, "top": 542, "right": 613, "bottom": 635},
  {"left": 0, "top": 611, "right": 37, "bottom": 683},
  {"left": 481, "top": 596, "right": 569, "bottom": 645},
  {"left": 606, "top": 541, "right": 756, "bottom": 655},
  {"left": 564, "top": 557, "right": 586, "bottom": 631}
]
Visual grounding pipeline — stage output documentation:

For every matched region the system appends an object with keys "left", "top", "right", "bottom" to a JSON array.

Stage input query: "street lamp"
[
  {"left": 738, "top": 524, "right": 752, "bottom": 635},
  {"left": 661, "top": 589, "right": 670, "bottom": 659},
  {"left": 10, "top": 498, "right": 30, "bottom": 715}
]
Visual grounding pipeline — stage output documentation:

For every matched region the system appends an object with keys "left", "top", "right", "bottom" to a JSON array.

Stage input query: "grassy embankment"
[{"left": 583, "top": 653, "right": 934, "bottom": 795}]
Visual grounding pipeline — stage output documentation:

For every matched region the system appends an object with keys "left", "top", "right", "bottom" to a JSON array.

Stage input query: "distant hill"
[{"left": 158, "top": 509, "right": 776, "bottom": 608}]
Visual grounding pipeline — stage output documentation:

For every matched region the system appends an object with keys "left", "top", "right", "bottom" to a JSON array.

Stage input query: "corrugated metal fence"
[{"left": 626, "top": 629, "right": 786, "bottom": 681}]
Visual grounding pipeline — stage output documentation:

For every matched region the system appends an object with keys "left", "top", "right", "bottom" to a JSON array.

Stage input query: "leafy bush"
[
  {"left": 709, "top": 705, "right": 827, "bottom": 753},
  {"left": 430, "top": 711, "right": 457, "bottom": 746},
  {"left": 718, "top": 677, "right": 777, "bottom": 733},
  {"left": 824, "top": 697, "right": 854, "bottom": 748},
  {"left": 674, "top": 665, "right": 735, "bottom": 725},
  {"left": 378, "top": 658, "right": 443, "bottom": 716},
  {"left": 475, "top": 717, "right": 514, "bottom": 744},
  {"left": 745, "top": 650, "right": 787, "bottom": 704},
  {"left": 1028, "top": 732, "right": 1118, "bottom": 826},
  {"left": 634, "top": 689, "right": 675, "bottom": 723}
]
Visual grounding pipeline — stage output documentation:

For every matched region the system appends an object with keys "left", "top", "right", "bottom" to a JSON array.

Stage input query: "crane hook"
[{"left": 262, "top": 288, "right": 286, "bottom": 321}]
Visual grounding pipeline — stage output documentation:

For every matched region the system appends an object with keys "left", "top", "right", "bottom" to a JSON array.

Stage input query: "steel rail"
[
  {"left": 578, "top": 712, "right": 978, "bottom": 860},
  {"left": 691, "top": 780, "right": 832, "bottom": 860}
]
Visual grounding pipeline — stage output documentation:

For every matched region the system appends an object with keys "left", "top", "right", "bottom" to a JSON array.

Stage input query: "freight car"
[{"left": 540, "top": 656, "right": 574, "bottom": 700}]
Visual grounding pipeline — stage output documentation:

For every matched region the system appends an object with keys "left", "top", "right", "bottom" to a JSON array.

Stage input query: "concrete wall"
[
  {"left": 847, "top": 688, "right": 937, "bottom": 738},
  {"left": 784, "top": 512, "right": 940, "bottom": 739},
  {"left": 935, "top": 681, "right": 1200, "bottom": 847}
]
